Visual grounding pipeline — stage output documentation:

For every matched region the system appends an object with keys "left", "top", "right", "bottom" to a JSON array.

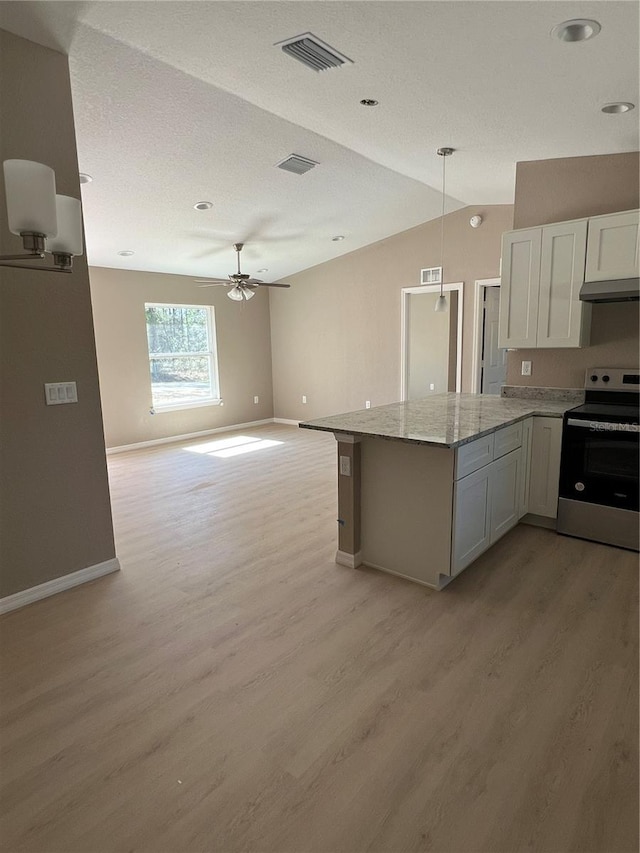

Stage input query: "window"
[{"left": 145, "top": 303, "right": 220, "bottom": 410}]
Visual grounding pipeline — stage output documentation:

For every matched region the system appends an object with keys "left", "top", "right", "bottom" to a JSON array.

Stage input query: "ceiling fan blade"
[
  {"left": 194, "top": 280, "right": 229, "bottom": 287},
  {"left": 258, "top": 282, "right": 291, "bottom": 288}
]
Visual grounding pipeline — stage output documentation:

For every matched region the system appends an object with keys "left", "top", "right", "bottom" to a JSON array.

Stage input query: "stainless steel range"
[{"left": 558, "top": 368, "right": 639, "bottom": 551}]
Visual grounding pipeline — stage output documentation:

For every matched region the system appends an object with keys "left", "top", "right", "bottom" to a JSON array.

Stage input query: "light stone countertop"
[{"left": 299, "top": 393, "right": 575, "bottom": 448}]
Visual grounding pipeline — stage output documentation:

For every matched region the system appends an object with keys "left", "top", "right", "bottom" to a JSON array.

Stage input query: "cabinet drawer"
[
  {"left": 494, "top": 422, "right": 523, "bottom": 460},
  {"left": 455, "top": 433, "right": 495, "bottom": 480}
]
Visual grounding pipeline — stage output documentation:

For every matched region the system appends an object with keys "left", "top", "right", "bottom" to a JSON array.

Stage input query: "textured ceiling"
[{"left": 0, "top": 1, "right": 638, "bottom": 282}]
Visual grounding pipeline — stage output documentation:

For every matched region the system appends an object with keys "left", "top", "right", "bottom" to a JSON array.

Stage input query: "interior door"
[{"left": 481, "top": 287, "right": 507, "bottom": 395}]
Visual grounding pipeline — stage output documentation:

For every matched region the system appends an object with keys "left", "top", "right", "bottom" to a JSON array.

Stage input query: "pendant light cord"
[{"left": 439, "top": 152, "right": 446, "bottom": 299}]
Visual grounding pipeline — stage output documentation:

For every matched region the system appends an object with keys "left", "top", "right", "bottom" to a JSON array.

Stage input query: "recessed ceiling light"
[
  {"left": 256, "top": 268, "right": 268, "bottom": 273},
  {"left": 332, "top": 235, "right": 345, "bottom": 241},
  {"left": 551, "top": 19, "right": 601, "bottom": 42},
  {"left": 360, "top": 99, "right": 378, "bottom": 107},
  {"left": 601, "top": 102, "right": 635, "bottom": 114},
  {"left": 117, "top": 250, "right": 134, "bottom": 256},
  {"left": 193, "top": 201, "right": 213, "bottom": 210},
  {"left": 79, "top": 173, "right": 93, "bottom": 184}
]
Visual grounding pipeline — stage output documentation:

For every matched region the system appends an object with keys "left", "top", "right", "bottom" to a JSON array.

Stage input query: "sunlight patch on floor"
[{"left": 184, "top": 435, "right": 284, "bottom": 458}]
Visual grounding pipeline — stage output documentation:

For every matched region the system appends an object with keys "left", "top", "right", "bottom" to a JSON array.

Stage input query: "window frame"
[{"left": 144, "top": 302, "right": 221, "bottom": 413}]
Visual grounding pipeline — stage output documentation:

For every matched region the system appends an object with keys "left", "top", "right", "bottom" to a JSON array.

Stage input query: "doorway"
[
  {"left": 471, "top": 278, "right": 507, "bottom": 395},
  {"left": 400, "top": 283, "right": 463, "bottom": 401}
]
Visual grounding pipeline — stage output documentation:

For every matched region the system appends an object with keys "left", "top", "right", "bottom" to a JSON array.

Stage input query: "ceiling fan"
[{"left": 195, "top": 243, "right": 291, "bottom": 301}]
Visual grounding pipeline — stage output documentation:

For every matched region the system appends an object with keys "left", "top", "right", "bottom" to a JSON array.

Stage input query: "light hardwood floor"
[{"left": 1, "top": 424, "right": 638, "bottom": 853}]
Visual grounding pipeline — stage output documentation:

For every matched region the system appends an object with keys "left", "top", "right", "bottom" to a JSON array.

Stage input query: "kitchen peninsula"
[{"left": 300, "top": 394, "right": 576, "bottom": 589}]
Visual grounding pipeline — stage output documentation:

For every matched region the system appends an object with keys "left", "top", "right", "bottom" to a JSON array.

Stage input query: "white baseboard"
[
  {"left": 273, "top": 418, "right": 300, "bottom": 426},
  {"left": 106, "top": 419, "right": 275, "bottom": 454},
  {"left": 335, "top": 549, "right": 363, "bottom": 569},
  {"left": 0, "top": 558, "right": 121, "bottom": 615}
]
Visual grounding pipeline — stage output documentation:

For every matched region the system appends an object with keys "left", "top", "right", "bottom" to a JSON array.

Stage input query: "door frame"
[
  {"left": 400, "top": 282, "right": 464, "bottom": 401},
  {"left": 471, "top": 278, "right": 501, "bottom": 395}
]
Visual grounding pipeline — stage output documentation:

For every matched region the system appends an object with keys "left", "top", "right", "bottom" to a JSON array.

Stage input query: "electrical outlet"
[
  {"left": 253, "top": 396, "right": 259, "bottom": 404},
  {"left": 339, "top": 455, "right": 351, "bottom": 476},
  {"left": 365, "top": 400, "right": 371, "bottom": 409},
  {"left": 429, "top": 383, "right": 435, "bottom": 391},
  {"left": 302, "top": 395, "right": 307, "bottom": 404},
  {"left": 521, "top": 360, "right": 532, "bottom": 376}
]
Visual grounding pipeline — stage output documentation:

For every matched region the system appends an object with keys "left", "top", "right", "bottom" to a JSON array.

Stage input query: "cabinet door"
[
  {"left": 498, "top": 229, "right": 542, "bottom": 348},
  {"left": 518, "top": 418, "right": 533, "bottom": 519},
  {"left": 490, "top": 449, "right": 521, "bottom": 543},
  {"left": 452, "top": 466, "right": 491, "bottom": 575},
  {"left": 537, "top": 219, "right": 590, "bottom": 348},
  {"left": 528, "top": 417, "right": 563, "bottom": 518},
  {"left": 585, "top": 210, "right": 640, "bottom": 282}
]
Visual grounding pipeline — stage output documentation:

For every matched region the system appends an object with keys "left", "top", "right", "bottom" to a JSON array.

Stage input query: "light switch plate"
[{"left": 45, "top": 382, "right": 78, "bottom": 405}]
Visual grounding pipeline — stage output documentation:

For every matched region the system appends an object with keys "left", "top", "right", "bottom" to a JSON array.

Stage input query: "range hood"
[{"left": 579, "top": 277, "right": 640, "bottom": 303}]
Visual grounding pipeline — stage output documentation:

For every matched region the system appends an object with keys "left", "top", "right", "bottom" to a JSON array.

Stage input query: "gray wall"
[
  {"left": 506, "top": 151, "right": 640, "bottom": 388},
  {"left": 89, "top": 267, "right": 274, "bottom": 448},
  {"left": 407, "top": 291, "right": 454, "bottom": 399},
  {"left": 0, "top": 30, "right": 116, "bottom": 597},
  {"left": 270, "top": 205, "right": 513, "bottom": 420}
]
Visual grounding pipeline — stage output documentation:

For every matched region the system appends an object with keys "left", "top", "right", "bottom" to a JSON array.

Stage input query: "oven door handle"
[{"left": 566, "top": 418, "right": 639, "bottom": 432}]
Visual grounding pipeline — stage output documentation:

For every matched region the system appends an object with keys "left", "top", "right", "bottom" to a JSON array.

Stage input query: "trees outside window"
[{"left": 145, "top": 304, "right": 220, "bottom": 409}]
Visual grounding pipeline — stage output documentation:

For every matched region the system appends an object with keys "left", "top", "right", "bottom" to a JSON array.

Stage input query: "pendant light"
[{"left": 434, "top": 147, "right": 454, "bottom": 313}]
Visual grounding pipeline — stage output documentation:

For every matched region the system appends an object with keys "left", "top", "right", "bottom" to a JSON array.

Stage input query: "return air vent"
[
  {"left": 421, "top": 266, "right": 443, "bottom": 285},
  {"left": 275, "top": 32, "right": 353, "bottom": 72},
  {"left": 276, "top": 154, "right": 319, "bottom": 175}
]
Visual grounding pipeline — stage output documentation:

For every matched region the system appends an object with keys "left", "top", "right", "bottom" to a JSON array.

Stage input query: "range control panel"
[{"left": 586, "top": 368, "right": 640, "bottom": 392}]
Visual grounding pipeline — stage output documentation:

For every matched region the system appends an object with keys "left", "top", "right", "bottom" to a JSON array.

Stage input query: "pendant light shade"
[
  {"left": 227, "top": 286, "right": 244, "bottom": 302},
  {"left": 46, "top": 195, "right": 83, "bottom": 256},
  {"left": 434, "top": 147, "right": 454, "bottom": 313},
  {"left": 3, "top": 159, "right": 58, "bottom": 237}
]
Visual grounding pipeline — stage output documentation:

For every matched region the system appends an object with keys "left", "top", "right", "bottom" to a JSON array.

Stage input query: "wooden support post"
[{"left": 335, "top": 433, "right": 362, "bottom": 568}]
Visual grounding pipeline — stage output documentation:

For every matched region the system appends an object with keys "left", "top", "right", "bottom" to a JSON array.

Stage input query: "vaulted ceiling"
[{"left": 1, "top": 1, "right": 638, "bottom": 281}]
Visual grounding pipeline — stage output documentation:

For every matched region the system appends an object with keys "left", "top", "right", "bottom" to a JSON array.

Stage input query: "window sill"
[{"left": 151, "top": 399, "right": 222, "bottom": 414}]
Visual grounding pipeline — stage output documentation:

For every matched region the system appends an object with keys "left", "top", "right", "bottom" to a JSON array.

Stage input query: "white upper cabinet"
[
  {"left": 499, "top": 219, "right": 590, "bottom": 349},
  {"left": 585, "top": 210, "right": 640, "bottom": 282},
  {"left": 498, "top": 228, "right": 541, "bottom": 348},
  {"left": 537, "top": 219, "right": 591, "bottom": 348}
]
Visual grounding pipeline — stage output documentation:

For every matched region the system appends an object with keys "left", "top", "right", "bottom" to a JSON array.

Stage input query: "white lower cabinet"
[
  {"left": 528, "top": 417, "right": 563, "bottom": 518},
  {"left": 452, "top": 464, "right": 491, "bottom": 575},
  {"left": 451, "top": 415, "right": 563, "bottom": 578},
  {"left": 490, "top": 449, "right": 521, "bottom": 543},
  {"left": 518, "top": 418, "right": 533, "bottom": 518},
  {"left": 452, "top": 430, "right": 530, "bottom": 575}
]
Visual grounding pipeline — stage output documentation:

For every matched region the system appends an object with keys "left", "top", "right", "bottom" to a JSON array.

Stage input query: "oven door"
[{"left": 559, "top": 418, "right": 639, "bottom": 511}]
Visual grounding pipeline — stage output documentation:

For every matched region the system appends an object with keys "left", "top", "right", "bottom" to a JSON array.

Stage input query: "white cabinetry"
[
  {"left": 490, "top": 450, "right": 521, "bottom": 543},
  {"left": 499, "top": 220, "right": 590, "bottom": 349},
  {"left": 498, "top": 228, "right": 541, "bottom": 348},
  {"left": 528, "top": 417, "right": 563, "bottom": 518},
  {"left": 452, "top": 465, "right": 491, "bottom": 574},
  {"left": 585, "top": 210, "right": 639, "bottom": 282},
  {"left": 537, "top": 220, "right": 590, "bottom": 348},
  {"left": 518, "top": 418, "right": 533, "bottom": 518},
  {"left": 452, "top": 425, "right": 523, "bottom": 575}
]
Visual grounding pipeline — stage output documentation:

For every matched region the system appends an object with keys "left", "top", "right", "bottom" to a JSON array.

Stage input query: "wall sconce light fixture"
[{"left": 1, "top": 159, "right": 84, "bottom": 274}]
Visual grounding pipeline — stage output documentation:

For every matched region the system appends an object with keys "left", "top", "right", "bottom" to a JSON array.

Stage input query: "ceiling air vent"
[
  {"left": 275, "top": 32, "right": 353, "bottom": 72},
  {"left": 276, "top": 154, "right": 319, "bottom": 175}
]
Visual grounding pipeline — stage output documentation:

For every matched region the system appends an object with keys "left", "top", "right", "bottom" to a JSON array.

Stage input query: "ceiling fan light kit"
[{"left": 195, "top": 242, "right": 291, "bottom": 301}]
